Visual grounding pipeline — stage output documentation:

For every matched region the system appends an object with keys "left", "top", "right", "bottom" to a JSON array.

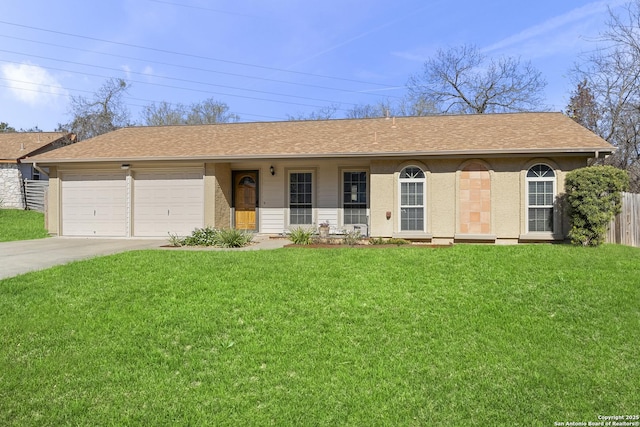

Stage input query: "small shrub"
[
  {"left": 288, "top": 227, "right": 314, "bottom": 245},
  {"left": 167, "top": 232, "right": 184, "bottom": 247},
  {"left": 369, "top": 237, "right": 410, "bottom": 245},
  {"left": 369, "top": 237, "right": 387, "bottom": 245},
  {"left": 565, "top": 166, "right": 629, "bottom": 246},
  {"left": 168, "top": 227, "right": 253, "bottom": 248},
  {"left": 215, "top": 228, "right": 253, "bottom": 248},
  {"left": 387, "top": 238, "right": 410, "bottom": 245},
  {"left": 342, "top": 229, "right": 363, "bottom": 246},
  {"left": 183, "top": 227, "right": 218, "bottom": 246}
]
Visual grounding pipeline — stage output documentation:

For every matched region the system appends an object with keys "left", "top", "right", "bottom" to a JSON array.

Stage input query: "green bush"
[
  {"left": 386, "top": 238, "right": 410, "bottom": 245},
  {"left": 168, "top": 227, "right": 253, "bottom": 248},
  {"left": 565, "top": 165, "right": 629, "bottom": 246},
  {"left": 342, "top": 229, "right": 363, "bottom": 246},
  {"left": 369, "top": 237, "right": 387, "bottom": 245},
  {"left": 183, "top": 227, "right": 218, "bottom": 246},
  {"left": 215, "top": 228, "right": 253, "bottom": 248},
  {"left": 369, "top": 237, "right": 410, "bottom": 245},
  {"left": 288, "top": 227, "right": 314, "bottom": 245}
]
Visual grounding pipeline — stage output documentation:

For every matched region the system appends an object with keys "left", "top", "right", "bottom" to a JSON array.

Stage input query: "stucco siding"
[
  {"left": 46, "top": 167, "right": 59, "bottom": 235},
  {"left": 370, "top": 160, "right": 396, "bottom": 237},
  {"left": 40, "top": 154, "right": 594, "bottom": 241},
  {"left": 213, "top": 163, "right": 232, "bottom": 229}
]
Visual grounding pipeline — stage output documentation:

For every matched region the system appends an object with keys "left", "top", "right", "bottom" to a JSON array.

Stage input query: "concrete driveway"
[
  {"left": 0, "top": 238, "right": 163, "bottom": 280},
  {"left": 0, "top": 236, "right": 289, "bottom": 280}
]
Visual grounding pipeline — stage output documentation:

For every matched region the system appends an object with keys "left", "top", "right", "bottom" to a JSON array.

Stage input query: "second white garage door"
[{"left": 133, "top": 170, "right": 204, "bottom": 237}]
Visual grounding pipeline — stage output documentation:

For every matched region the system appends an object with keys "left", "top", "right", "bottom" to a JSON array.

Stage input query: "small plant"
[
  {"left": 288, "top": 227, "right": 314, "bottom": 245},
  {"left": 342, "top": 229, "right": 363, "bottom": 246},
  {"left": 369, "top": 237, "right": 387, "bottom": 245},
  {"left": 369, "top": 237, "right": 410, "bottom": 245},
  {"left": 183, "top": 227, "right": 218, "bottom": 246},
  {"left": 167, "top": 227, "right": 253, "bottom": 248},
  {"left": 215, "top": 228, "right": 254, "bottom": 248},
  {"left": 167, "top": 232, "right": 184, "bottom": 247},
  {"left": 387, "top": 238, "right": 410, "bottom": 245}
]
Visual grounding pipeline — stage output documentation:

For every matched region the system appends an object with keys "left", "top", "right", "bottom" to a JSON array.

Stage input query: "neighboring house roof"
[
  {"left": 26, "top": 113, "right": 615, "bottom": 164},
  {"left": 0, "top": 132, "right": 74, "bottom": 163}
]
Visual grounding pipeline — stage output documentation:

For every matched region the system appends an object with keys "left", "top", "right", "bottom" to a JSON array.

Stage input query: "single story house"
[
  {"left": 0, "top": 132, "right": 74, "bottom": 209},
  {"left": 25, "top": 113, "right": 615, "bottom": 244}
]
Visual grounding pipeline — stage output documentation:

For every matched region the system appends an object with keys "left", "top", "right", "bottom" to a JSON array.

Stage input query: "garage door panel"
[
  {"left": 133, "top": 170, "right": 204, "bottom": 237},
  {"left": 61, "top": 172, "right": 127, "bottom": 237}
]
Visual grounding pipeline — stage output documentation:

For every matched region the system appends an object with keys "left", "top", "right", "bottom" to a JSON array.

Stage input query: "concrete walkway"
[{"left": 0, "top": 235, "right": 289, "bottom": 280}]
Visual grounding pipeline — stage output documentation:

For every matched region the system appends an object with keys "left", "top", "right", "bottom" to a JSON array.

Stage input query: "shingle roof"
[
  {"left": 26, "top": 113, "right": 615, "bottom": 163},
  {"left": 0, "top": 132, "right": 70, "bottom": 162}
]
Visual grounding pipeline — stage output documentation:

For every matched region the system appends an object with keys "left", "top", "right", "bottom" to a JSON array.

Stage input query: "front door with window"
[{"left": 233, "top": 171, "right": 258, "bottom": 230}]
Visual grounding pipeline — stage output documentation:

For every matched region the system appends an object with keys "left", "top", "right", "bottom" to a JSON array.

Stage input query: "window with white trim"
[
  {"left": 289, "top": 172, "right": 313, "bottom": 225},
  {"left": 526, "top": 164, "right": 555, "bottom": 232},
  {"left": 399, "top": 166, "right": 426, "bottom": 231},
  {"left": 343, "top": 171, "right": 367, "bottom": 225}
]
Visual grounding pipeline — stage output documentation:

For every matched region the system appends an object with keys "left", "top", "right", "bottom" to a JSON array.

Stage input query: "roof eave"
[{"left": 23, "top": 147, "right": 615, "bottom": 164}]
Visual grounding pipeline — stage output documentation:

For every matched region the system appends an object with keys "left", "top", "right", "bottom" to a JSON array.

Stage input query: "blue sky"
[{"left": 0, "top": 0, "right": 628, "bottom": 130}]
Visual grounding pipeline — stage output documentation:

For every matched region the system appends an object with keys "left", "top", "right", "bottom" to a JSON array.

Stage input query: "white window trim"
[
  {"left": 340, "top": 169, "right": 369, "bottom": 228},
  {"left": 524, "top": 163, "right": 558, "bottom": 236},
  {"left": 398, "top": 166, "right": 427, "bottom": 233},
  {"left": 287, "top": 169, "right": 315, "bottom": 227}
]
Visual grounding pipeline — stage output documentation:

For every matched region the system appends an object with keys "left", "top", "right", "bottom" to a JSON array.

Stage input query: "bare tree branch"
[{"left": 407, "top": 44, "right": 547, "bottom": 114}]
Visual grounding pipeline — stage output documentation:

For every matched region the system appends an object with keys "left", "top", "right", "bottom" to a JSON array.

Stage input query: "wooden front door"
[{"left": 234, "top": 171, "right": 258, "bottom": 230}]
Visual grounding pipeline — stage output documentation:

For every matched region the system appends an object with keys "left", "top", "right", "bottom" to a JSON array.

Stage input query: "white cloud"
[
  {"left": 483, "top": 0, "right": 628, "bottom": 56},
  {"left": 1, "top": 62, "right": 68, "bottom": 107},
  {"left": 121, "top": 64, "right": 132, "bottom": 79}
]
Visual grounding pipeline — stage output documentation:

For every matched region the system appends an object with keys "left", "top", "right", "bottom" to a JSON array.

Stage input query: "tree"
[
  {"left": 345, "top": 96, "right": 438, "bottom": 119},
  {"left": 565, "top": 166, "right": 629, "bottom": 246},
  {"left": 565, "top": 79, "right": 599, "bottom": 133},
  {"left": 407, "top": 44, "right": 547, "bottom": 114},
  {"left": 345, "top": 101, "right": 392, "bottom": 119},
  {"left": 572, "top": 1, "right": 640, "bottom": 191},
  {"left": 62, "top": 78, "right": 131, "bottom": 141},
  {"left": 0, "top": 122, "right": 16, "bottom": 132},
  {"left": 286, "top": 104, "right": 339, "bottom": 121},
  {"left": 141, "top": 98, "right": 239, "bottom": 126}
]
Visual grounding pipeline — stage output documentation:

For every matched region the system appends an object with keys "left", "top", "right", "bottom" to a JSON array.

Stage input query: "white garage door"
[
  {"left": 133, "top": 170, "right": 204, "bottom": 237},
  {"left": 61, "top": 171, "right": 127, "bottom": 237}
]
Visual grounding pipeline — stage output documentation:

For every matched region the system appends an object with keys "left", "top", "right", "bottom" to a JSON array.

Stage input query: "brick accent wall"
[{"left": 459, "top": 163, "right": 491, "bottom": 234}]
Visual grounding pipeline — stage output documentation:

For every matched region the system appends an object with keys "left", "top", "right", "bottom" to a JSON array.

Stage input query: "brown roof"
[
  {"left": 0, "top": 132, "right": 71, "bottom": 162},
  {"left": 26, "top": 113, "right": 615, "bottom": 164}
]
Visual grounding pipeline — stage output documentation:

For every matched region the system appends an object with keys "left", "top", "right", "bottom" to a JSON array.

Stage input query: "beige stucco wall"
[
  {"left": 46, "top": 166, "right": 59, "bottom": 235},
  {"left": 370, "top": 156, "right": 590, "bottom": 243},
  {"left": 42, "top": 155, "right": 591, "bottom": 241},
  {"left": 212, "top": 163, "right": 232, "bottom": 229}
]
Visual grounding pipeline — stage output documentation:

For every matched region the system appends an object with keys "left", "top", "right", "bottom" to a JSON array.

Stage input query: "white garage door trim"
[
  {"left": 133, "top": 169, "right": 204, "bottom": 237},
  {"left": 61, "top": 171, "right": 128, "bottom": 237}
]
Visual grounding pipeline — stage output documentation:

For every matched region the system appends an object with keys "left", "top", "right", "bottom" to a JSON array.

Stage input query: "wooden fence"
[
  {"left": 23, "top": 180, "right": 48, "bottom": 212},
  {"left": 605, "top": 192, "right": 640, "bottom": 247}
]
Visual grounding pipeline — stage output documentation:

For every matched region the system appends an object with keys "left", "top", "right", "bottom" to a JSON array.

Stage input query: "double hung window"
[
  {"left": 289, "top": 172, "right": 313, "bottom": 225},
  {"left": 526, "top": 164, "right": 555, "bottom": 232},
  {"left": 399, "top": 166, "right": 426, "bottom": 231},
  {"left": 343, "top": 171, "right": 367, "bottom": 225}
]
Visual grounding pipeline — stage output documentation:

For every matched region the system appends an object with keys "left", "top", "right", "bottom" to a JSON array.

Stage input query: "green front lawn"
[
  {"left": 0, "top": 209, "right": 49, "bottom": 242},
  {"left": 1, "top": 245, "right": 638, "bottom": 426}
]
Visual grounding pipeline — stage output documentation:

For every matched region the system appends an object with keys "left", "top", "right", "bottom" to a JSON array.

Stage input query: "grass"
[
  {"left": 1, "top": 245, "right": 638, "bottom": 426},
  {"left": 0, "top": 209, "right": 49, "bottom": 242}
]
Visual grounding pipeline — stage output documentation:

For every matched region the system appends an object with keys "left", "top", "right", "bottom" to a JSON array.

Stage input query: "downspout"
[{"left": 33, "top": 162, "right": 49, "bottom": 178}]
